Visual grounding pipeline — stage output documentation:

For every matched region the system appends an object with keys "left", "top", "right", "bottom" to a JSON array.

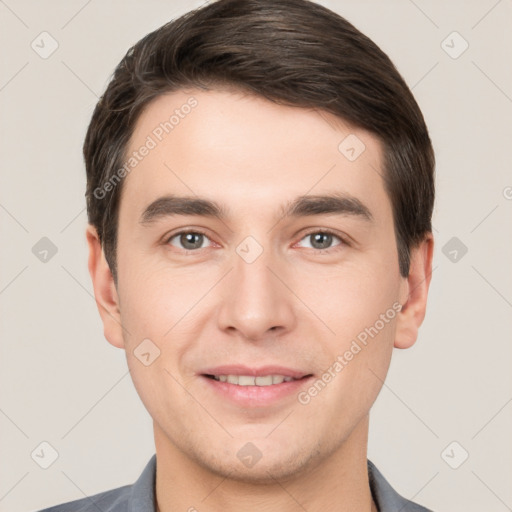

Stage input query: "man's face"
[{"left": 107, "top": 89, "right": 411, "bottom": 481}]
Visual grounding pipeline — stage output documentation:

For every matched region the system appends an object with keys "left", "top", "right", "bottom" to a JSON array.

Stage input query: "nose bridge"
[
  {"left": 236, "top": 238, "right": 276, "bottom": 297},
  {"left": 217, "top": 234, "right": 295, "bottom": 339}
]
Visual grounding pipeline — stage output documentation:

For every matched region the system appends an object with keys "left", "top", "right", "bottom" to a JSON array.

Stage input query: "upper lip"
[{"left": 200, "top": 365, "right": 312, "bottom": 379}]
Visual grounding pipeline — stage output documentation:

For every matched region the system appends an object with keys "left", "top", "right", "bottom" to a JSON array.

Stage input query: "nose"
[{"left": 217, "top": 241, "right": 297, "bottom": 342}]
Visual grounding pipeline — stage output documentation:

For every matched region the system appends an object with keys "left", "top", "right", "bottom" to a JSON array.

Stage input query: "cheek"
[
  {"left": 309, "top": 269, "right": 399, "bottom": 412},
  {"left": 310, "top": 259, "right": 400, "bottom": 398},
  {"left": 116, "top": 249, "right": 201, "bottom": 342},
  {"left": 317, "top": 262, "right": 401, "bottom": 342}
]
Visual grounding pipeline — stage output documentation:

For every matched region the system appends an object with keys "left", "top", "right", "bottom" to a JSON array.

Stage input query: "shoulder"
[
  {"left": 33, "top": 454, "right": 157, "bottom": 512},
  {"left": 32, "top": 484, "right": 132, "bottom": 512},
  {"left": 367, "top": 459, "right": 434, "bottom": 512}
]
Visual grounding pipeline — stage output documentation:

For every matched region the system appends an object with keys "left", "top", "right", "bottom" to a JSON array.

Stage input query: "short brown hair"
[{"left": 84, "top": 0, "right": 435, "bottom": 282}]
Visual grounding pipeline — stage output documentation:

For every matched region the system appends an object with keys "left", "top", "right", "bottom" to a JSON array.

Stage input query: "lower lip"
[{"left": 200, "top": 375, "right": 313, "bottom": 407}]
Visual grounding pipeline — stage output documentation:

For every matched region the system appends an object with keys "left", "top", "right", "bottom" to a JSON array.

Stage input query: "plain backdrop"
[{"left": 1, "top": 1, "right": 511, "bottom": 511}]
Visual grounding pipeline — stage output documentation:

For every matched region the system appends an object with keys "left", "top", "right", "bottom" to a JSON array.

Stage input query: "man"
[{"left": 37, "top": 0, "right": 435, "bottom": 510}]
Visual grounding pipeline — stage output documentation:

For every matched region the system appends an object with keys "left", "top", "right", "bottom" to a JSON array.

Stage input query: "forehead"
[{"left": 119, "top": 88, "right": 390, "bottom": 226}]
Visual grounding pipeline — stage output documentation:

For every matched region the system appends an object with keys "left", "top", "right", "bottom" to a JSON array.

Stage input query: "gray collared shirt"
[{"left": 34, "top": 455, "right": 433, "bottom": 511}]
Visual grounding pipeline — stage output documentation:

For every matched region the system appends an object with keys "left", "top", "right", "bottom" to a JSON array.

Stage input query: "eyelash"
[
  {"left": 164, "top": 228, "right": 348, "bottom": 253},
  {"left": 297, "top": 228, "right": 348, "bottom": 251}
]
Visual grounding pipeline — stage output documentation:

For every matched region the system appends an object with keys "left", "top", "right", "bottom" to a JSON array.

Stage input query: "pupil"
[
  {"left": 179, "top": 233, "right": 333, "bottom": 250},
  {"left": 182, "top": 233, "right": 203, "bottom": 249},
  {"left": 312, "top": 233, "right": 331, "bottom": 249}
]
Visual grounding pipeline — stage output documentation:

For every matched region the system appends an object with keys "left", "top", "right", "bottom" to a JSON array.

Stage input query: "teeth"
[
  {"left": 256, "top": 375, "right": 273, "bottom": 386},
  {"left": 211, "top": 374, "right": 297, "bottom": 386},
  {"left": 238, "top": 375, "right": 256, "bottom": 386}
]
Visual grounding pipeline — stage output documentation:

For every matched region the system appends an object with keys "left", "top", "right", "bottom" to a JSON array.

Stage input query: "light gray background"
[{"left": 1, "top": 1, "right": 511, "bottom": 511}]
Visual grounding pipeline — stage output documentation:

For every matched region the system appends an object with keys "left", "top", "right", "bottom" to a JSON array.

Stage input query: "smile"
[
  {"left": 200, "top": 370, "right": 313, "bottom": 407},
  {"left": 206, "top": 374, "right": 299, "bottom": 386}
]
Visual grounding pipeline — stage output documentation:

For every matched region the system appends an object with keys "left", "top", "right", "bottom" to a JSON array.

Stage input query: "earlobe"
[
  {"left": 86, "top": 224, "right": 125, "bottom": 349},
  {"left": 394, "top": 234, "right": 434, "bottom": 349}
]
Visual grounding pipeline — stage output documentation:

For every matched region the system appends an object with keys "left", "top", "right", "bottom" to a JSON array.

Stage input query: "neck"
[{"left": 154, "top": 415, "right": 377, "bottom": 512}]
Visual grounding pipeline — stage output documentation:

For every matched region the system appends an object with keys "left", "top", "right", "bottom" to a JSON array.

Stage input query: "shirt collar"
[{"left": 128, "top": 454, "right": 157, "bottom": 512}]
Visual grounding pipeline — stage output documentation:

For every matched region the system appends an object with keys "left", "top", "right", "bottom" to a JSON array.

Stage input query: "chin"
[{"left": 195, "top": 440, "right": 322, "bottom": 484}]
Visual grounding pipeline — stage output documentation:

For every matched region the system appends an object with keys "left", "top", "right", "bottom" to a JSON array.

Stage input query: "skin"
[{"left": 87, "top": 88, "right": 433, "bottom": 512}]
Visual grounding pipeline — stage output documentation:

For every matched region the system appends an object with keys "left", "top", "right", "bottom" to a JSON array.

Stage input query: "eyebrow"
[{"left": 139, "top": 192, "right": 373, "bottom": 225}]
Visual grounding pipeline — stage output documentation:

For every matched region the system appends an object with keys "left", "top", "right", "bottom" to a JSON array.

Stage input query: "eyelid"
[
  {"left": 164, "top": 227, "right": 210, "bottom": 240},
  {"left": 294, "top": 228, "right": 349, "bottom": 250},
  {"left": 163, "top": 227, "right": 351, "bottom": 252},
  {"left": 164, "top": 227, "right": 215, "bottom": 249}
]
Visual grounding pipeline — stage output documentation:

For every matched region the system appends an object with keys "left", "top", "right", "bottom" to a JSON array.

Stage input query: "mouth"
[
  {"left": 199, "top": 366, "right": 314, "bottom": 407},
  {"left": 203, "top": 374, "right": 309, "bottom": 386}
]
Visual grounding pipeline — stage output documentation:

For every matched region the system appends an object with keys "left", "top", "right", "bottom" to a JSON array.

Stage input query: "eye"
[
  {"left": 164, "top": 229, "right": 346, "bottom": 253},
  {"left": 166, "top": 230, "right": 212, "bottom": 251},
  {"left": 296, "top": 230, "right": 345, "bottom": 251}
]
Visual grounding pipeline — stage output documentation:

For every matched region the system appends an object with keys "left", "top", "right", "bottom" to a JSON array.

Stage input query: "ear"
[
  {"left": 394, "top": 233, "right": 434, "bottom": 349},
  {"left": 86, "top": 224, "right": 125, "bottom": 349}
]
